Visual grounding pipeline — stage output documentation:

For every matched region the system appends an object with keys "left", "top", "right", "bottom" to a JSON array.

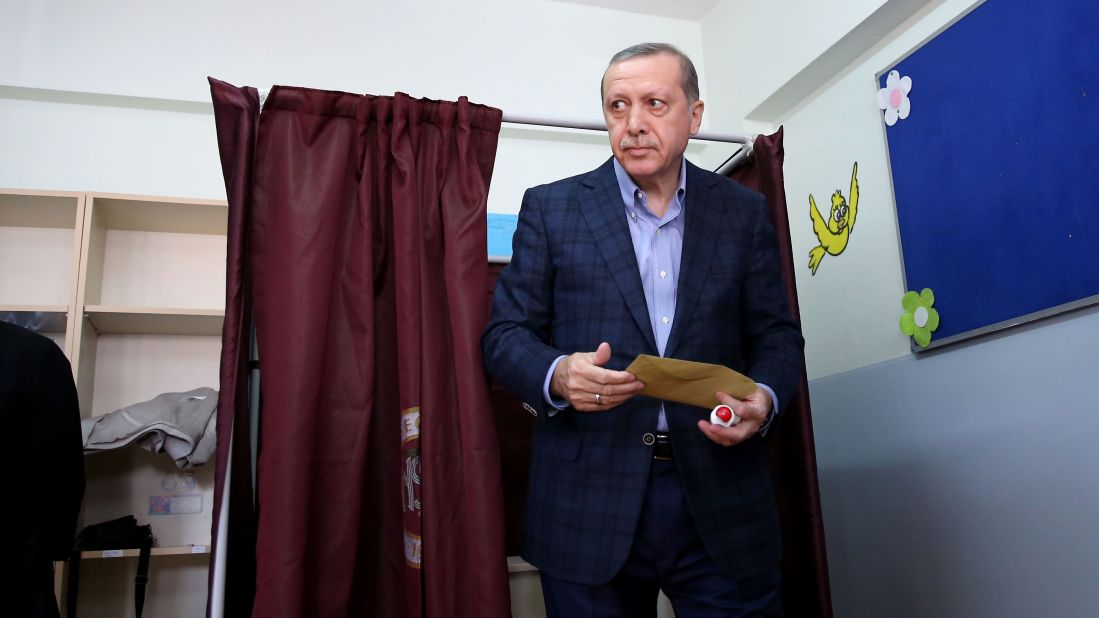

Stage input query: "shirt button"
[
  {"left": 662, "top": 316, "right": 669, "bottom": 324},
  {"left": 660, "top": 270, "right": 667, "bottom": 278}
]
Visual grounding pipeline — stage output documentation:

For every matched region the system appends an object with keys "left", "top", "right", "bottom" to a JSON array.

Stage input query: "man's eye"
[
  {"left": 611, "top": 101, "right": 626, "bottom": 111},
  {"left": 649, "top": 99, "right": 665, "bottom": 109}
]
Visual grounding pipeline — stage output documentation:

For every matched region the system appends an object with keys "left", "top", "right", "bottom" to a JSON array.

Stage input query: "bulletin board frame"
[{"left": 878, "top": 0, "right": 1099, "bottom": 351}]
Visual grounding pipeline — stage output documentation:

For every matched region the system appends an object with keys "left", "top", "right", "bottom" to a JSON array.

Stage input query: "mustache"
[{"left": 619, "top": 136, "right": 659, "bottom": 149}]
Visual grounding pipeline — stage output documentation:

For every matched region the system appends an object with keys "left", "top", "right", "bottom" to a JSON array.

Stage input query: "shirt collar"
[{"left": 612, "top": 157, "right": 687, "bottom": 218}]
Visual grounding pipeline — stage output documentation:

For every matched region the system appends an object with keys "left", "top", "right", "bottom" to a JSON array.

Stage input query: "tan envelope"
[{"left": 624, "top": 355, "right": 757, "bottom": 409}]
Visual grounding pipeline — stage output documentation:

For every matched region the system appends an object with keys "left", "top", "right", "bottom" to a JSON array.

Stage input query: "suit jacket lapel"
[
  {"left": 580, "top": 159, "right": 658, "bottom": 354},
  {"left": 665, "top": 161, "right": 721, "bottom": 359}
]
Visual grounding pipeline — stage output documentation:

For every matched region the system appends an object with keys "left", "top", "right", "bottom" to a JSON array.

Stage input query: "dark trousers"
[
  {"left": 539, "top": 459, "right": 782, "bottom": 618},
  {"left": 1, "top": 559, "right": 61, "bottom": 618}
]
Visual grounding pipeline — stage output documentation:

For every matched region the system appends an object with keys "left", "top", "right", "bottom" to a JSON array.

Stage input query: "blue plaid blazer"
[{"left": 482, "top": 158, "right": 804, "bottom": 584}]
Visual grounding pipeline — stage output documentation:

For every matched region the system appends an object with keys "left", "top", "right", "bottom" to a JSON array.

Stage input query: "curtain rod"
[
  {"left": 256, "top": 90, "right": 751, "bottom": 172},
  {"left": 255, "top": 90, "right": 747, "bottom": 145},
  {"left": 500, "top": 112, "right": 748, "bottom": 145}
]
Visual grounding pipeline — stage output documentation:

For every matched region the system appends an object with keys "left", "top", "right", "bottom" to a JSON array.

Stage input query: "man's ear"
[{"left": 689, "top": 99, "right": 705, "bottom": 135}]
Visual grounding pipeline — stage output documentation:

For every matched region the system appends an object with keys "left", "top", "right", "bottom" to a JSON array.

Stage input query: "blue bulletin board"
[{"left": 881, "top": 0, "right": 1099, "bottom": 348}]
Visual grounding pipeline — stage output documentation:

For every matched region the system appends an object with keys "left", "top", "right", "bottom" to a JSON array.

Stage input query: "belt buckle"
[{"left": 650, "top": 432, "right": 672, "bottom": 461}]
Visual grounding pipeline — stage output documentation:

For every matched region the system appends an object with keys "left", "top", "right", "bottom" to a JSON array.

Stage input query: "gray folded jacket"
[{"left": 81, "top": 387, "right": 218, "bottom": 470}]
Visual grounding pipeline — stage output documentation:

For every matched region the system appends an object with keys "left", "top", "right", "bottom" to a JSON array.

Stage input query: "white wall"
[
  {"left": 701, "top": 0, "right": 893, "bottom": 134},
  {"left": 809, "top": 307, "right": 1099, "bottom": 617},
  {"left": 703, "top": 0, "right": 960, "bottom": 378},
  {"left": 4, "top": 0, "right": 700, "bottom": 114},
  {"left": 2, "top": 2, "right": 717, "bottom": 617},
  {"left": 20, "top": 1, "right": 1090, "bottom": 616},
  {"left": 1, "top": 0, "right": 737, "bottom": 213},
  {"left": 702, "top": 2, "right": 1099, "bottom": 617}
]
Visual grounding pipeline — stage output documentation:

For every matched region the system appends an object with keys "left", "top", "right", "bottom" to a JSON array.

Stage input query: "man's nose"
[{"left": 626, "top": 106, "right": 648, "bottom": 134}]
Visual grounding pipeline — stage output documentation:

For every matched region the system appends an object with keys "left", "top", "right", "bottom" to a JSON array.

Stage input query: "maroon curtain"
[
  {"left": 208, "top": 80, "right": 511, "bottom": 618},
  {"left": 208, "top": 78, "right": 259, "bottom": 618},
  {"left": 731, "top": 127, "right": 834, "bottom": 618}
]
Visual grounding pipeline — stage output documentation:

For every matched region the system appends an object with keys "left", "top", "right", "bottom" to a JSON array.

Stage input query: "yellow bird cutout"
[{"left": 808, "top": 162, "right": 859, "bottom": 275}]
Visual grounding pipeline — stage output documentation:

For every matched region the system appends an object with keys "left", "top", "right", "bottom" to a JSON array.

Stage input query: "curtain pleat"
[{"left": 208, "top": 77, "right": 260, "bottom": 618}]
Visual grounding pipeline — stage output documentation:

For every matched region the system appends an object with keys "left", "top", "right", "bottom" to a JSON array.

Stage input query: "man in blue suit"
[{"left": 483, "top": 43, "right": 804, "bottom": 617}]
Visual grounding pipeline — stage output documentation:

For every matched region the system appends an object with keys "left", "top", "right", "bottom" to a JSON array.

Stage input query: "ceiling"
[{"left": 546, "top": 0, "right": 722, "bottom": 21}]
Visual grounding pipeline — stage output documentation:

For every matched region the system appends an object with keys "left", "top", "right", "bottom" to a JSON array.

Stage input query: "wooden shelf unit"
[
  {"left": 0, "top": 189, "right": 86, "bottom": 356},
  {"left": 3, "top": 188, "right": 227, "bottom": 617},
  {"left": 80, "top": 545, "right": 211, "bottom": 560},
  {"left": 71, "top": 192, "right": 228, "bottom": 418},
  {"left": 83, "top": 306, "right": 225, "bottom": 336}
]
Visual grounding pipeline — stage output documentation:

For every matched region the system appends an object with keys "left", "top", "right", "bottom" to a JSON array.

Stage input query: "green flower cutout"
[{"left": 900, "top": 288, "right": 940, "bottom": 348}]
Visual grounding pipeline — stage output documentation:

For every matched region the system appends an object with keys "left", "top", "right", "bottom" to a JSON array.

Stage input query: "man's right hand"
[{"left": 550, "top": 342, "right": 644, "bottom": 412}]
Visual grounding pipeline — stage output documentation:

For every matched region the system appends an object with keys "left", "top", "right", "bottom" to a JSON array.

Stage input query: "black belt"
[{"left": 642, "top": 432, "right": 673, "bottom": 460}]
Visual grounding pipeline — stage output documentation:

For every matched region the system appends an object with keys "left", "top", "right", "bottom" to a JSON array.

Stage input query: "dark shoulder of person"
[
  {"left": 0, "top": 319, "right": 84, "bottom": 559},
  {"left": 0, "top": 320, "right": 66, "bottom": 404}
]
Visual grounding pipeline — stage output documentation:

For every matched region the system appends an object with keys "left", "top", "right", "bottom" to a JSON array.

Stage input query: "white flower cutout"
[{"left": 877, "top": 70, "right": 912, "bottom": 126}]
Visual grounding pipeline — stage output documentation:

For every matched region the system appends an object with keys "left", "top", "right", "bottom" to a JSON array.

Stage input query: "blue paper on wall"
[{"left": 488, "top": 213, "right": 518, "bottom": 259}]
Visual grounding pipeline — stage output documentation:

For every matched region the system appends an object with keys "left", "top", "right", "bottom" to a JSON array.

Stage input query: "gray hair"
[{"left": 602, "top": 42, "right": 700, "bottom": 104}]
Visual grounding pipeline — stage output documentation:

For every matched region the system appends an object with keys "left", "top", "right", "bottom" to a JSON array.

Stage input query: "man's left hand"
[{"left": 697, "top": 388, "right": 772, "bottom": 447}]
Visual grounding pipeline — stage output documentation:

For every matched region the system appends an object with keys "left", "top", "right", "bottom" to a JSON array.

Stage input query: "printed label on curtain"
[
  {"left": 403, "top": 454, "right": 422, "bottom": 513},
  {"left": 400, "top": 406, "right": 421, "bottom": 444},
  {"left": 403, "top": 530, "right": 423, "bottom": 569},
  {"left": 401, "top": 405, "right": 423, "bottom": 572}
]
